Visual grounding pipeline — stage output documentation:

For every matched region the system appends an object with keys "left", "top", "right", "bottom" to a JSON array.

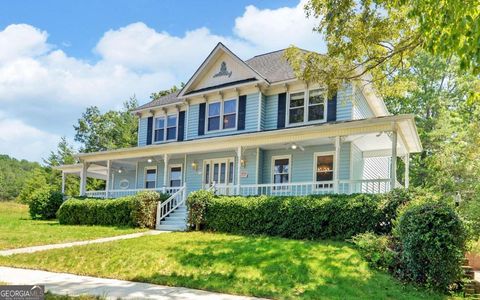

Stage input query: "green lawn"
[
  {"left": 0, "top": 202, "right": 144, "bottom": 250},
  {"left": 0, "top": 231, "right": 450, "bottom": 300}
]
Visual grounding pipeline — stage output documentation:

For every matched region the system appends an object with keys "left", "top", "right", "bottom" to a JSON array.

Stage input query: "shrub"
[
  {"left": 458, "top": 196, "right": 480, "bottom": 240},
  {"left": 187, "top": 190, "right": 213, "bottom": 230},
  {"left": 57, "top": 191, "right": 169, "bottom": 227},
  {"left": 132, "top": 191, "right": 168, "bottom": 228},
  {"left": 393, "top": 199, "right": 467, "bottom": 291},
  {"left": 28, "top": 185, "right": 64, "bottom": 220},
  {"left": 351, "top": 232, "right": 396, "bottom": 271},
  {"left": 201, "top": 193, "right": 382, "bottom": 240}
]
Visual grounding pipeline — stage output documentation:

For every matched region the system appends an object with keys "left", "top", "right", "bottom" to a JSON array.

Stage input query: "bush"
[
  {"left": 187, "top": 190, "right": 213, "bottom": 230},
  {"left": 458, "top": 196, "right": 480, "bottom": 240},
  {"left": 393, "top": 199, "right": 467, "bottom": 291},
  {"left": 197, "top": 193, "right": 382, "bottom": 240},
  {"left": 57, "top": 191, "right": 168, "bottom": 227},
  {"left": 352, "top": 232, "right": 396, "bottom": 271},
  {"left": 28, "top": 185, "right": 63, "bottom": 220}
]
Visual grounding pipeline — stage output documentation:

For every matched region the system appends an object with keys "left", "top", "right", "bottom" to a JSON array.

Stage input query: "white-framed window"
[
  {"left": 144, "top": 167, "right": 157, "bottom": 189},
  {"left": 313, "top": 152, "right": 335, "bottom": 190},
  {"left": 287, "top": 88, "right": 327, "bottom": 125},
  {"left": 272, "top": 155, "right": 291, "bottom": 185},
  {"left": 203, "top": 158, "right": 235, "bottom": 186},
  {"left": 168, "top": 164, "right": 182, "bottom": 187},
  {"left": 153, "top": 114, "right": 177, "bottom": 142},
  {"left": 207, "top": 99, "right": 237, "bottom": 132}
]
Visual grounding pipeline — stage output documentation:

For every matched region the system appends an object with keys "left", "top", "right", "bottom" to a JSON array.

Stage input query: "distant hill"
[{"left": 0, "top": 155, "right": 41, "bottom": 201}]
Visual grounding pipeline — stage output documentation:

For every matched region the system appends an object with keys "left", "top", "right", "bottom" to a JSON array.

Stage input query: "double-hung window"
[
  {"left": 154, "top": 115, "right": 177, "bottom": 142},
  {"left": 273, "top": 156, "right": 290, "bottom": 185},
  {"left": 314, "top": 153, "right": 334, "bottom": 190},
  {"left": 207, "top": 99, "right": 237, "bottom": 131},
  {"left": 288, "top": 89, "right": 327, "bottom": 125},
  {"left": 145, "top": 168, "right": 157, "bottom": 189}
]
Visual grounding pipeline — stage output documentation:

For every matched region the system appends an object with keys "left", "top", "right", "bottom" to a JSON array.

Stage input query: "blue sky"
[{"left": 0, "top": 0, "right": 324, "bottom": 162}]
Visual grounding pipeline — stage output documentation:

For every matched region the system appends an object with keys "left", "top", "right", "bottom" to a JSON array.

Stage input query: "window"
[
  {"left": 223, "top": 99, "right": 237, "bottom": 129},
  {"left": 207, "top": 99, "right": 237, "bottom": 131},
  {"left": 273, "top": 156, "right": 290, "bottom": 185},
  {"left": 154, "top": 117, "right": 165, "bottom": 142},
  {"left": 145, "top": 168, "right": 156, "bottom": 189},
  {"left": 169, "top": 166, "right": 182, "bottom": 187},
  {"left": 315, "top": 154, "right": 334, "bottom": 182},
  {"left": 166, "top": 115, "right": 177, "bottom": 140},
  {"left": 153, "top": 114, "right": 177, "bottom": 142},
  {"left": 289, "top": 92, "right": 305, "bottom": 124},
  {"left": 208, "top": 102, "right": 221, "bottom": 131},
  {"left": 288, "top": 89, "right": 327, "bottom": 125}
]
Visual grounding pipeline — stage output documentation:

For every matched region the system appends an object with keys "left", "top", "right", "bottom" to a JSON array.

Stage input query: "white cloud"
[{"left": 0, "top": 1, "right": 324, "bottom": 162}]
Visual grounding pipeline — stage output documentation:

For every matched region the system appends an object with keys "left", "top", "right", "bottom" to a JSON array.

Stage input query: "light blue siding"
[
  {"left": 138, "top": 118, "right": 148, "bottom": 146},
  {"left": 245, "top": 93, "right": 260, "bottom": 132},
  {"left": 261, "top": 143, "right": 351, "bottom": 184},
  {"left": 336, "top": 84, "right": 353, "bottom": 121},
  {"left": 112, "top": 169, "right": 136, "bottom": 190},
  {"left": 260, "top": 93, "right": 266, "bottom": 130},
  {"left": 240, "top": 148, "right": 257, "bottom": 185},
  {"left": 187, "top": 104, "right": 200, "bottom": 139},
  {"left": 351, "top": 143, "right": 363, "bottom": 180},
  {"left": 264, "top": 94, "right": 278, "bottom": 130},
  {"left": 353, "top": 88, "right": 374, "bottom": 119}
]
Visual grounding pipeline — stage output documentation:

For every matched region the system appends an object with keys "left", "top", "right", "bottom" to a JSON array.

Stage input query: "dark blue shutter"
[
  {"left": 327, "top": 93, "right": 337, "bottom": 122},
  {"left": 277, "top": 93, "right": 286, "bottom": 129},
  {"left": 198, "top": 103, "right": 206, "bottom": 136},
  {"left": 237, "top": 95, "right": 247, "bottom": 131},
  {"left": 146, "top": 117, "right": 153, "bottom": 145},
  {"left": 178, "top": 111, "right": 185, "bottom": 141}
]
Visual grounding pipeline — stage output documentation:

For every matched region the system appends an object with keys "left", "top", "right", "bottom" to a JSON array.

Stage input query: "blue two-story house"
[{"left": 57, "top": 43, "right": 422, "bottom": 230}]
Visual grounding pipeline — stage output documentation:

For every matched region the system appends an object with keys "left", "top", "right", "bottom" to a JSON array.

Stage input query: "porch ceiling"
[{"left": 73, "top": 114, "right": 421, "bottom": 163}]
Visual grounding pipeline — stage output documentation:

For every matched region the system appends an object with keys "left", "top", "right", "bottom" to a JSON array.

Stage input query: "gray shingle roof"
[{"left": 134, "top": 49, "right": 300, "bottom": 111}]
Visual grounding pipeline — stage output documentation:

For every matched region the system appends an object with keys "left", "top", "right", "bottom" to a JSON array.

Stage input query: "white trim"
[
  {"left": 202, "top": 157, "right": 235, "bottom": 187},
  {"left": 312, "top": 151, "right": 336, "bottom": 183},
  {"left": 271, "top": 155, "right": 292, "bottom": 184},
  {"left": 144, "top": 166, "right": 157, "bottom": 189},
  {"left": 135, "top": 161, "right": 139, "bottom": 189},
  {"left": 286, "top": 88, "right": 328, "bottom": 127},
  {"left": 205, "top": 97, "right": 239, "bottom": 133},
  {"left": 152, "top": 112, "right": 179, "bottom": 143},
  {"left": 167, "top": 163, "right": 183, "bottom": 187},
  {"left": 256, "top": 147, "right": 260, "bottom": 184}
]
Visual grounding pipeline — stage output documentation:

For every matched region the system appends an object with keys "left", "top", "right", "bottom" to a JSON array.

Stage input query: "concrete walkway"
[
  {"left": 0, "top": 267, "right": 261, "bottom": 300},
  {"left": 0, "top": 231, "right": 168, "bottom": 256},
  {"left": 475, "top": 270, "right": 479, "bottom": 282}
]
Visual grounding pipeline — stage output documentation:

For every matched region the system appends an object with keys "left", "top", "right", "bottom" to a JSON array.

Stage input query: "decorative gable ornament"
[{"left": 213, "top": 61, "right": 232, "bottom": 78}]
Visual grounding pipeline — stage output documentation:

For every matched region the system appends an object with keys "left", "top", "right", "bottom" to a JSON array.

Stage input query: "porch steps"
[{"left": 156, "top": 205, "right": 187, "bottom": 231}]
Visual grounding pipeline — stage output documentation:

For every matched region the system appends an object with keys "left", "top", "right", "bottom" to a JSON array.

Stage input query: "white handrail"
[{"left": 156, "top": 186, "right": 186, "bottom": 226}]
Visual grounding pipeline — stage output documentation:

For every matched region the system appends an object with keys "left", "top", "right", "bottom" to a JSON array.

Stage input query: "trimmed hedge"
[
  {"left": 200, "top": 193, "right": 383, "bottom": 240},
  {"left": 28, "top": 185, "right": 64, "bottom": 220},
  {"left": 57, "top": 191, "right": 168, "bottom": 228}
]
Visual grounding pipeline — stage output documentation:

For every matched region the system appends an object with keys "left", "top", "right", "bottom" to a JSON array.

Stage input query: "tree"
[
  {"left": 0, "top": 155, "right": 41, "bottom": 201},
  {"left": 285, "top": 0, "right": 479, "bottom": 95},
  {"left": 74, "top": 97, "right": 139, "bottom": 152},
  {"left": 150, "top": 83, "right": 185, "bottom": 101}
]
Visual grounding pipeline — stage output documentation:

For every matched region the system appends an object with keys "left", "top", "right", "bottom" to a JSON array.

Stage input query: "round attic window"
[{"left": 119, "top": 179, "right": 129, "bottom": 190}]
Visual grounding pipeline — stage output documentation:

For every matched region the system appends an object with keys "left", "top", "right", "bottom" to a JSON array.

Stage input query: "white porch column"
[
  {"left": 236, "top": 146, "right": 242, "bottom": 194},
  {"left": 79, "top": 162, "right": 89, "bottom": 196},
  {"left": 404, "top": 153, "right": 410, "bottom": 188},
  {"left": 61, "top": 171, "right": 66, "bottom": 194},
  {"left": 390, "top": 128, "right": 398, "bottom": 190},
  {"left": 105, "top": 160, "right": 111, "bottom": 198},
  {"left": 334, "top": 136, "right": 341, "bottom": 193},
  {"left": 163, "top": 154, "right": 169, "bottom": 188}
]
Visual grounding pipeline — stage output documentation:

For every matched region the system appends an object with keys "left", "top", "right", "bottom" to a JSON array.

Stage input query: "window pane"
[
  {"left": 145, "top": 181, "right": 155, "bottom": 189},
  {"left": 154, "top": 129, "right": 164, "bottom": 142},
  {"left": 170, "top": 179, "right": 181, "bottom": 187},
  {"left": 316, "top": 155, "right": 334, "bottom": 181},
  {"left": 167, "top": 127, "right": 176, "bottom": 140},
  {"left": 308, "top": 104, "right": 325, "bottom": 121},
  {"left": 290, "top": 92, "right": 304, "bottom": 107},
  {"left": 213, "top": 164, "right": 219, "bottom": 182},
  {"left": 208, "top": 116, "right": 220, "bottom": 131},
  {"left": 167, "top": 115, "right": 177, "bottom": 127},
  {"left": 170, "top": 167, "right": 181, "bottom": 180},
  {"left": 208, "top": 102, "right": 220, "bottom": 117},
  {"left": 289, "top": 107, "right": 304, "bottom": 123},
  {"left": 223, "top": 99, "right": 237, "bottom": 114},
  {"left": 309, "top": 89, "right": 324, "bottom": 104},
  {"left": 223, "top": 114, "right": 236, "bottom": 129},
  {"left": 155, "top": 118, "right": 164, "bottom": 129},
  {"left": 274, "top": 159, "right": 289, "bottom": 173},
  {"left": 228, "top": 162, "right": 234, "bottom": 183},
  {"left": 205, "top": 164, "right": 210, "bottom": 184},
  {"left": 220, "top": 163, "right": 226, "bottom": 183}
]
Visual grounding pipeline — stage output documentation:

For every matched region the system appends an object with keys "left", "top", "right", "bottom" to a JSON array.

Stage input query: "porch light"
[
  {"left": 191, "top": 161, "right": 198, "bottom": 171},
  {"left": 147, "top": 158, "right": 153, "bottom": 163},
  {"left": 240, "top": 159, "right": 246, "bottom": 167},
  {"left": 118, "top": 167, "right": 123, "bottom": 174},
  {"left": 291, "top": 144, "right": 298, "bottom": 150}
]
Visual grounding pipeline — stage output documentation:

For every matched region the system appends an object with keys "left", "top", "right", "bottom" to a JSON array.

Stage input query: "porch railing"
[
  {"left": 156, "top": 186, "right": 186, "bottom": 226},
  {"left": 211, "top": 179, "right": 393, "bottom": 196},
  {"left": 85, "top": 187, "right": 181, "bottom": 199}
]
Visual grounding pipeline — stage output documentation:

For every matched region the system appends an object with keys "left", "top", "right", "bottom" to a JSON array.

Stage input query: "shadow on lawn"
[{"left": 133, "top": 234, "right": 441, "bottom": 299}]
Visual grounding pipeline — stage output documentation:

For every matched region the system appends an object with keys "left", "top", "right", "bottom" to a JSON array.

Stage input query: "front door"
[
  {"left": 168, "top": 165, "right": 182, "bottom": 187},
  {"left": 203, "top": 158, "right": 235, "bottom": 193}
]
